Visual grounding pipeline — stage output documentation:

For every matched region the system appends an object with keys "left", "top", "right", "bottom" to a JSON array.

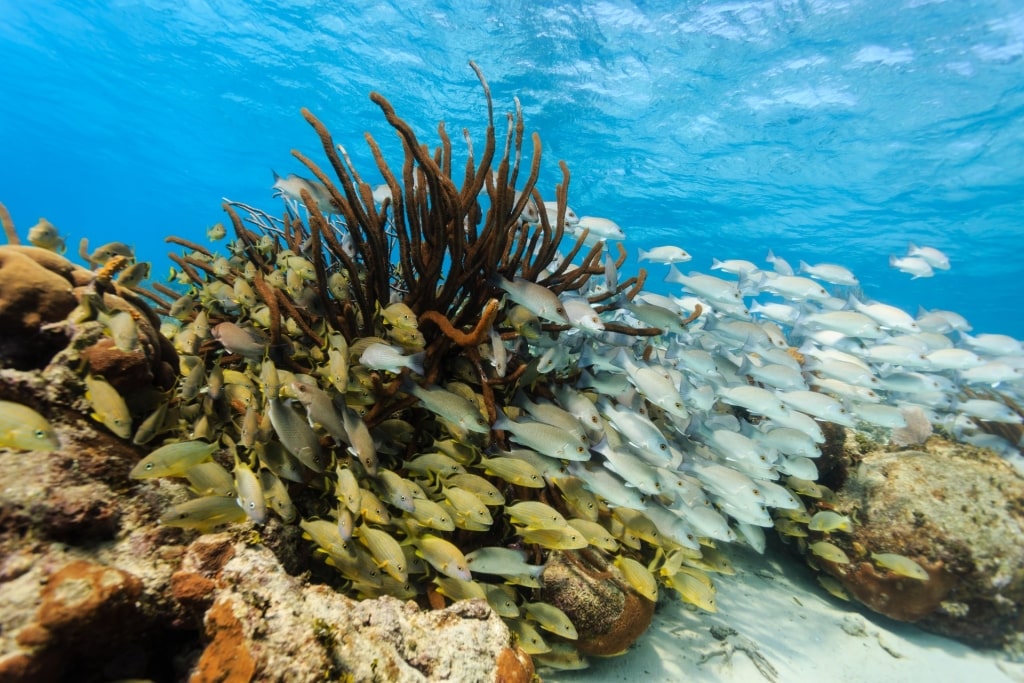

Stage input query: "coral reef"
[
  {"left": 0, "top": 373, "right": 525, "bottom": 682},
  {"left": 121, "top": 62, "right": 721, "bottom": 666},
  {"left": 0, "top": 242, "right": 177, "bottom": 390},
  {"left": 4, "top": 61, "right": 1024, "bottom": 680},
  {"left": 794, "top": 432, "right": 1024, "bottom": 648}
]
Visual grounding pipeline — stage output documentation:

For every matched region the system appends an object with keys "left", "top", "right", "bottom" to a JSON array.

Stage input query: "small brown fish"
[
  {"left": 27, "top": 218, "right": 65, "bottom": 252},
  {"left": 212, "top": 322, "right": 266, "bottom": 360}
]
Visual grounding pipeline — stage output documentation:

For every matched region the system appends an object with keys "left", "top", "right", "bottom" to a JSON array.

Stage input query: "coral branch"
[
  {"left": 0, "top": 202, "right": 17, "bottom": 244},
  {"left": 419, "top": 299, "right": 500, "bottom": 348}
]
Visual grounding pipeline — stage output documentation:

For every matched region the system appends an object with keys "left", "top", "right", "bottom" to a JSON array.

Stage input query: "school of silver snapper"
[{"left": 27, "top": 157, "right": 1000, "bottom": 669}]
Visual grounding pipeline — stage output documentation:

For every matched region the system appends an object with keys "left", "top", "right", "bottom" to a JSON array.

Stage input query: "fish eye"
[
  {"left": 34, "top": 430, "right": 46, "bottom": 438},
  {"left": 659, "top": 444, "right": 668, "bottom": 451}
]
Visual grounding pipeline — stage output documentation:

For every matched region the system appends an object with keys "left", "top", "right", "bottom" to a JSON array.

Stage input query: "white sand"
[{"left": 546, "top": 541, "right": 1023, "bottom": 683}]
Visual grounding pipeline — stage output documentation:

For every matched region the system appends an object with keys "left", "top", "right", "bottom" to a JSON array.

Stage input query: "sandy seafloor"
[{"left": 545, "top": 540, "right": 1024, "bottom": 683}]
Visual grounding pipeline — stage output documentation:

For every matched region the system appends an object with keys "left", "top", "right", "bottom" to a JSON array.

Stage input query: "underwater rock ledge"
[
  {"left": 806, "top": 432, "right": 1024, "bottom": 651},
  {"left": 0, "top": 365, "right": 532, "bottom": 682}
]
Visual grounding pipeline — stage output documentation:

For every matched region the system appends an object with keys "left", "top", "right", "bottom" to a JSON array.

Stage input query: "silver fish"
[{"left": 488, "top": 274, "right": 568, "bottom": 324}]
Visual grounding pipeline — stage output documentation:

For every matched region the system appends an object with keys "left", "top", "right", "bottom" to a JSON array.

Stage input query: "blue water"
[{"left": 2, "top": 1, "right": 1022, "bottom": 338}]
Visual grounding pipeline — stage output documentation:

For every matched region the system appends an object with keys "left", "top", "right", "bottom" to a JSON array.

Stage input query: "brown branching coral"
[
  {"left": 0, "top": 202, "right": 18, "bottom": 245},
  {"left": 156, "top": 61, "right": 624, "bottom": 403}
]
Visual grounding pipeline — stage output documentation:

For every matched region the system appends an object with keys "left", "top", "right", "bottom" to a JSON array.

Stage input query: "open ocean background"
[{"left": 1, "top": 0, "right": 1022, "bottom": 339}]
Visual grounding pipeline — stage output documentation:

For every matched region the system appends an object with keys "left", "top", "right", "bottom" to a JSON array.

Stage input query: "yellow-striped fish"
[
  {"left": 0, "top": 400, "right": 59, "bottom": 452},
  {"left": 132, "top": 400, "right": 170, "bottom": 446},
  {"left": 614, "top": 555, "right": 658, "bottom": 602},
  {"left": 519, "top": 526, "right": 588, "bottom": 550},
  {"left": 809, "top": 540, "right": 851, "bottom": 564},
  {"left": 159, "top": 495, "right": 247, "bottom": 533},
  {"left": 505, "top": 501, "right": 568, "bottom": 531},
  {"left": 808, "top": 510, "right": 854, "bottom": 533},
  {"left": 130, "top": 440, "right": 217, "bottom": 479},
  {"left": 443, "top": 473, "right": 504, "bottom": 506},
  {"left": 522, "top": 602, "right": 578, "bottom": 640},
  {"left": 871, "top": 552, "right": 929, "bottom": 581},
  {"left": 483, "top": 583, "right": 520, "bottom": 618},
  {"left": 408, "top": 498, "right": 455, "bottom": 531},
  {"left": 477, "top": 456, "right": 545, "bottom": 488},
  {"left": 507, "top": 618, "right": 551, "bottom": 655},
  {"left": 85, "top": 374, "right": 132, "bottom": 439},
  {"left": 567, "top": 518, "right": 618, "bottom": 551},
  {"left": 184, "top": 461, "right": 236, "bottom": 497},
  {"left": 666, "top": 568, "right": 717, "bottom": 612},
  {"left": 414, "top": 534, "right": 471, "bottom": 581},
  {"left": 433, "top": 576, "right": 487, "bottom": 602},
  {"left": 234, "top": 461, "right": 266, "bottom": 524},
  {"left": 443, "top": 486, "right": 493, "bottom": 526},
  {"left": 356, "top": 524, "right": 407, "bottom": 582},
  {"left": 380, "top": 301, "right": 419, "bottom": 330}
]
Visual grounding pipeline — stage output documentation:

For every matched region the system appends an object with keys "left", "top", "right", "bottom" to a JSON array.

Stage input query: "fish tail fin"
[
  {"left": 407, "top": 352, "right": 426, "bottom": 375},
  {"left": 664, "top": 264, "right": 686, "bottom": 286},
  {"left": 638, "top": 248, "right": 649, "bottom": 262},
  {"left": 491, "top": 412, "right": 513, "bottom": 432}
]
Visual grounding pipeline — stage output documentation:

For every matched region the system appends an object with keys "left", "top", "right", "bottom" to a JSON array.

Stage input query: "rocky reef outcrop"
[
  {"left": 806, "top": 432, "right": 1024, "bottom": 652},
  {"left": 0, "top": 374, "right": 532, "bottom": 682}
]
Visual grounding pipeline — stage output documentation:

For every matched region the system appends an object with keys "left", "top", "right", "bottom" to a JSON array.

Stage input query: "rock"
[
  {"left": 0, "top": 244, "right": 178, "bottom": 392},
  {"left": 814, "top": 435, "right": 1024, "bottom": 648},
  {"left": 4, "top": 559, "right": 154, "bottom": 682},
  {"left": 540, "top": 548, "right": 655, "bottom": 656},
  {"left": 192, "top": 598, "right": 256, "bottom": 683},
  {"left": 188, "top": 539, "right": 521, "bottom": 682},
  {"left": 0, "top": 372, "right": 523, "bottom": 683},
  {"left": 0, "top": 246, "right": 80, "bottom": 369}
]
